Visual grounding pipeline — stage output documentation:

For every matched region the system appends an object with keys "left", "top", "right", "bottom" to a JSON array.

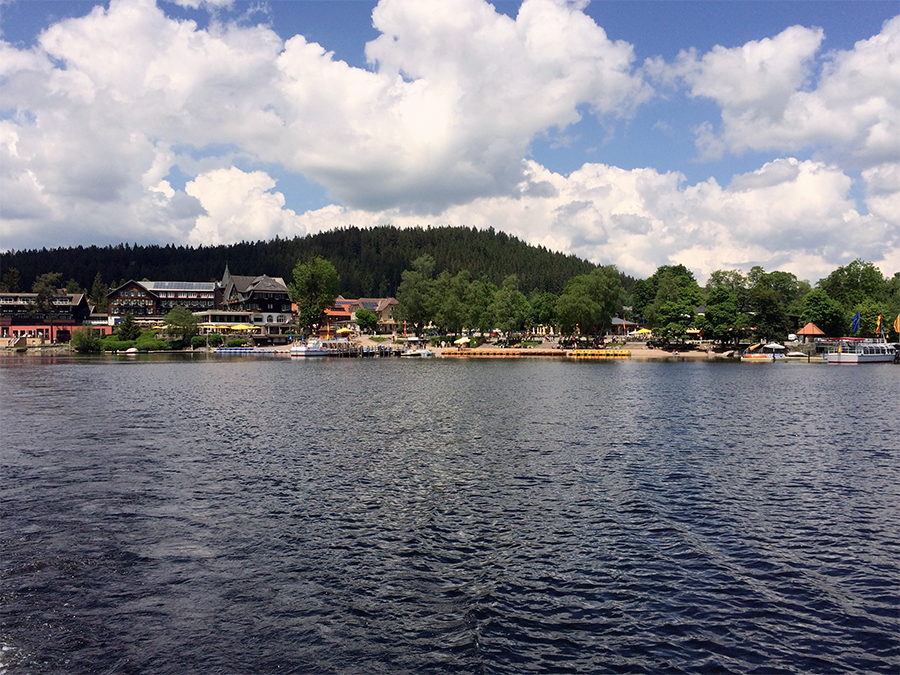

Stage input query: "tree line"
[
  {"left": 3, "top": 225, "right": 897, "bottom": 343},
  {"left": 0, "top": 226, "right": 599, "bottom": 300},
  {"left": 386, "top": 258, "right": 898, "bottom": 342}
]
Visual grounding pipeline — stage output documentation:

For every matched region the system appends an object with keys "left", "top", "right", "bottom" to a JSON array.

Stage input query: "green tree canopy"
[
  {"left": 164, "top": 305, "right": 199, "bottom": 344},
  {"left": 71, "top": 327, "right": 101, "bottom": 353},
  {"left": 396, "top": 254, "right": 437, "bottom": 336},
  {"left": 117, "top": 311, "right": 142, "bottom": 342},
  {"left": 644, "top": 266, "right": 702, "bottom": 339},
  {"left": 528, "top": 291, "right": 559, "bottom": 332},
  {"left": 28, "top": 272, "right": 63, "bottom": 316},
  {"left": 700, "top": 286, "right": 746, "bottom": 346},
  {"left": 556, "top": 265, "right": 622, "bottom": 335},
  {"left": 818, "top": 259, "right": 886, "bottom": 310},
  {"left": 90, "top": 272, "right": 109, "bottom": 312},
  {"left": 289, "top": 257, "right": 341, "bottom": 333},
  {"left": 800, "top": 289, "right": 845, "bottom": 337},
  {"left": 468, "top": 276, "right": 498, "bottom": 334},
  {"left": 491, "top": 275, "right": 530, "bottom": 336},
  {"left": 355, "top": 308, "right": 378, "bottom": 333},
  {"left": 433, "top": 270, "right": 472, "bottom": 335},
  {"left": 1, "top": 267, "right": 22, "bottom": 292}
]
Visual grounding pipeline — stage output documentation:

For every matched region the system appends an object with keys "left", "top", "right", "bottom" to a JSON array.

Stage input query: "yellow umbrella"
[
  {"left": 336, "top": 327, "right": 352, "bottom": 334},
  {"left": 230, "top": 324, "right": 253, "bottom": 330},
  {"left": 454, "top": 336, "right": 470, "bottom": 345},
  {"left": 635, "top": 328, "right": 652, "bottom": 334}
]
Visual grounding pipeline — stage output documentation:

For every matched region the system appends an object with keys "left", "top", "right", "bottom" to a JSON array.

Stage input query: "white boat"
[
  {"left": 823, "top": 338, "right": 897, "bottom": 364},
  {"left": 290, "top": 337, "right": 353, "bottom": 357},
  {"left": 400, "top": 348, "right": 436, "bottom": 358},
  {"left": 741, "top": 343, "right": 786, "bottom": 361}
]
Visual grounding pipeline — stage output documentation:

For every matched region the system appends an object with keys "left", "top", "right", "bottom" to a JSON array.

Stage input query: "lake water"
[{"left": 1, "top": 354, "right": 898, "bottom": 674}]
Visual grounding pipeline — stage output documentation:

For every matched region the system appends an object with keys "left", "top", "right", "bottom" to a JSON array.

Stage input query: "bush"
[
  {"left": 226, "top": 338, "right": 249, "bottom": 348},
  {"left": 191, "top": 335, "right": 207, "bottom": 349},
  {"left": 208, "top": 334, "right": 224, "bottom": 347},
  {"left": 71, "top": 327, "right": 101, "bottom": 353},
  {"left": 101, "top": 338, "right": 136, "bottom": 351},
  {"left": 135, "top": 338, "right": 170, "bottom": 351}
]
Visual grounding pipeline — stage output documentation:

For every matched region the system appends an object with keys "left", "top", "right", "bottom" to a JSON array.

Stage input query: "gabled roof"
[
  {"left": 229, "top": 275, "right": 288, "bottom": 294},
  {"left": 797, "top": 322, "right": 825, "bottom": 336}
]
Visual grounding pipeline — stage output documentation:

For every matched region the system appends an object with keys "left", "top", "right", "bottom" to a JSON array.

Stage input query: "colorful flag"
[
  {"left": 852, "top": 311, "right": 860, "bottom": 332},
  {"left": 875, "top": 314, "right": 882, "bottom": 334},
  {"left": 895, "top": 314, "right": 900, "bottom": 334}
]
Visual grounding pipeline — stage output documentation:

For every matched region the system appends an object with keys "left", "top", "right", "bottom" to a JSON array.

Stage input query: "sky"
[{"left": 0, "top": 0, "right": 898, "bottom": 283}]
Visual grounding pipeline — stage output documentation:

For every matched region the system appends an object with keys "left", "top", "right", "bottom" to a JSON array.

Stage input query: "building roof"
[
  {"left": 1, "top": 292, "right": 86, "bottom": 305},
  {"left": 231, "top": 275, "right": 287, "bottom": 293},
  {"left": 142, "top": 281, "right": 216, "bottom": 292},
  {"left": 797, "top": 322, "right": 825, "bottom": 336}
]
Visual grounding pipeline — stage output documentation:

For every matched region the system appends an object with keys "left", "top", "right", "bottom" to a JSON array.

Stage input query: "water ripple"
[{"left": 1, "top": 357, "right": 897, "bottom": 673}]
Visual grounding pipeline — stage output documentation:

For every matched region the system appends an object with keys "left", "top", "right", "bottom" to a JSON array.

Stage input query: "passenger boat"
[
  {"left": 290, "top": 337, "right": 353, "bottom": 357},
  {"left": 741, "top": 343, "right": 786, "bottom": 361},
  {"left": 822, "top": 338, "right": 897, "bottom": 364},
  {"left": 400, "top": 348, "right": 436, "bottom": 358}
]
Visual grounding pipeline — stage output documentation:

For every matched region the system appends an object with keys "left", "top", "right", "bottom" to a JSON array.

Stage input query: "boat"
[
  {"left": 290, "top": 337, "right": 353, "bottom": 357},
  {"left": 741, "top": 343, "right": 786, "bottom": 361},
  {"left": 400, "top": 348, "right": 436, "bottom": 358},
  {"left": 822, "top": 338, "right": 897, "bottom": 364}
]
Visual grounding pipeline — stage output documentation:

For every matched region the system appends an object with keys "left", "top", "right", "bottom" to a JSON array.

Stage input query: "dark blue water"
[{"left": 1, "top": 355, "right": 898, "bottom": 674}]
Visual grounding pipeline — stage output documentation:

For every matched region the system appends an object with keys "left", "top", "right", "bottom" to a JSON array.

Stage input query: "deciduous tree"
[
  {"left": 163, "top": 306, "right": 199, "bottom": 345},
  {"left": 556, "top": 265, "right": 622, "bottom": 336},
  {"left": 396, "top": 254, "right": 437, "bottom": 336},
  {"left": 289, "top": 257, "right": 341, "bottom": 333},
  {"left": 355, "top": 308, "right": 378, "bottom": 333}
]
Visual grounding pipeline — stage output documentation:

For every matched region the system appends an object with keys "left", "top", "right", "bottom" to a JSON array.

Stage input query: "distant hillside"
[{"left": 1, "top": 225, "right": 606, "bottom": 297}]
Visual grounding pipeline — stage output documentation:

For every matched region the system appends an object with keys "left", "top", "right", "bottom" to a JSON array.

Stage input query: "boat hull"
[{"left": 823, "top": 338, "right": 897, "bottom": 364}]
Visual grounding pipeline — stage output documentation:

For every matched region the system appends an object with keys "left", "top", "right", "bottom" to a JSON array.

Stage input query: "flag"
[
  {"left": 875, "top": 314, "right": 882, "bottom": 334},
  {"left": 895, "top": 314, "right": 900, "bottom": 334},
  {"left": 852, "top": 311, "right": 860, "bottom": 332}
]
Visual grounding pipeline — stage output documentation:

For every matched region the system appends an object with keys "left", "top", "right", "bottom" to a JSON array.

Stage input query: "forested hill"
[{"left": 1, "top": 226, "right": 602, "bottom": 297}]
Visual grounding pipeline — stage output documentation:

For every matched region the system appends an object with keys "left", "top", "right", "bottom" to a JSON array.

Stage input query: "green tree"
[
  {"left": 29, "top": 272, "right": 63, "bottom": 314},
  {"left": 491, "top": 275, "right": 530, "bottom": 336},
  {"left": 766, "top": 270, "right": 807, "bottom": 315},
  {"left": 90, "top": 272, "right": 109, "bottom": 313},
  {"left": 644, "top": 266, "right": 702, "bottom": 339},
  {"left": 818, "top": 259, "right": 886, "bottom": 310},
  {"left": 28, "top": 272, "right": 63, "bottom": 341},
  {"left": 0, "top": 267, "right": 21, "bottom": 292},
  {"left": 117, "top": 311, "right": 142, "bottom": 341},
  {"left": 468, "top": 276, "right": 498, "bottom": 334},
  {"left": 396, "top": 254, "right": 437, "bottom": 336},
  {"left": 71, "top": 327, "right": 101, "bottom": 353},
  {"left": 355, "top": 308, "right": 378, "bottom": 333},
  {"left": 289, "top": 257, "right": 341, "bottom": 333},
  {"left": 748, "top": 284, "right": 789, "bottom": 342},
  {"left": 164, "top": 305, "right": 199, "bottom": 345},
  {"left": 434, "top": 270, "right": 471, "bottom": 335},
  {"left": 528, "top": 291, "right": 558, "bottom": 333},
  {"left": 700, "top": 286, "right": 745, "bottom": 346},
  {"left": 555, "top": 265, "right": 622, "bottom": 335},
  {"left": 853, "top": 297, "right": 889, "bottom": 337},
  {"left": 65, "top": 278, "right": 85, "bottom": 294},
  {"left": 800, "top": 289, "right": 844, "bottom": 337}
]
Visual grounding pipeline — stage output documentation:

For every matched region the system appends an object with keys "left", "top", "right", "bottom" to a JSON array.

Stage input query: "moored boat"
[
  {"left": 400, "top": 348, "right": 436, "bottom": 358},
  {"left": 741, "top": 343, "right": 786, "bottom": 361},
  {"left": 822, "top": 338, "right": 897, "bottom": 364},
  {"left": 290, "top": 337, "right": 353, "bottom": 357}
]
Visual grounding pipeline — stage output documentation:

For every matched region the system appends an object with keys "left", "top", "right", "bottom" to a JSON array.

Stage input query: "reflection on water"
[{"left": 1, "top": 356, "right": 898, "bottom": 673}]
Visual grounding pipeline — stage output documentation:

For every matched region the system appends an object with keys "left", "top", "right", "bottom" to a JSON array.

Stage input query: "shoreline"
[{"left": 3, "top": 339, "right": 829, "bottom": 363}]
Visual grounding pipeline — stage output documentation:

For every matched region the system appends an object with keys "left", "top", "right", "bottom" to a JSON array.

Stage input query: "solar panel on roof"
[{"left": 146, "top": 281, "right": 215, "bottom": 291}]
